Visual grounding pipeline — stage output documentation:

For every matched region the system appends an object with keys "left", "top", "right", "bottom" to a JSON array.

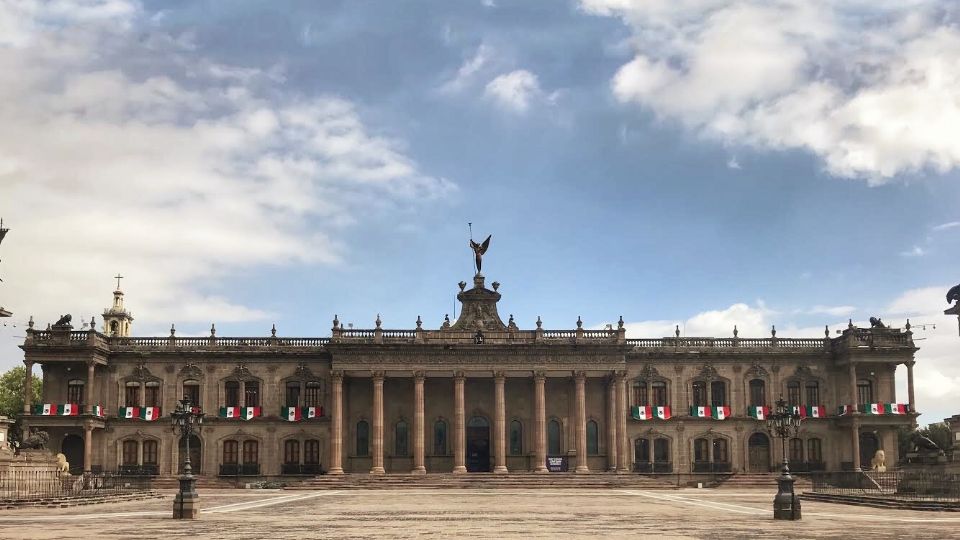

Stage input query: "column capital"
[
  {"left": 86, "top": 359, "right": 97, "bottom": 368},
  {"left": 331, "top": 369, "right": 344, "bottom": 382},
  {"left": 23, "top": 359, "right": 33, "bottom": 367},
  {"left": 905, "top": 360, "right": 916, "bottom": 368},
  {"left": 533, "top": 370, "right": 546, "bottom": 382},
  {"left": 453, "top": 371, "right": 466, "bottom": 381},
  {"left": 493, "top": 371, "right": 506, "bottom": 382},
  {"left": 615, "top": 369, "right": 628, "bottom": 382},
  {"left": 573, "top": 370, "right": 587, "bottom": 382},
  {"left": 413, "top": 370, "right": 426, "bottom": 382},
  {"left": 372, "top": 371, "right": 385, "bottom": 383}
]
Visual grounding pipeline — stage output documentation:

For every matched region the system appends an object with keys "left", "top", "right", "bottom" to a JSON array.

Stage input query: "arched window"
[
  {"left": 285, "top": 382, "right": 301, "bottom": 407},
  {"left": 225, "top": 381, "right": 240, "bottom": 408},
  {"left": 434, "top": 420, "right": 447, "bottom": 455},
  {"left": 124, "top": 382, "right": 140, "bottom": 407},
  {"left": 692, "top": 381, "right": 707, "bottom": 407},
  {"left": 122, "top": 440, "right": 138, "bottom": 466},
  {"left": 183, "top": 379, "right": 201, "bottom": 407},
  {"left": 632, "top": 381, "right": 648, "bottom": 406},
  {"left": 304, "top": 381, "right": 322, "bottom": 407},
  {"left": 244, "top": 381, "right": 260, "bottom": 408},
  {"left": 805, "top": 382, "right": 820, "bottom": 406},
  {"left": 789, "top": 438, "right": 803, "bottom": 463},
  {"left": 693, "top": 438, "right": 709, "bottom": 463},
  {"left": 857, "top": 379, "right": 873, "bottom": 405},
  {"left": 654, "top": 438, "right": 670, "bottom": 464},
  {"left": 807, "top": 438, "right": 823, "bottom": 464},
  {"left": 143, "top": 440, "right": 158, "bottom": 466},
  {"left": 395, "top": 420, "right": 409, "bottom": 456},
  {"left": 67, "top": 379, "right": 85, "bottom": 405},
  {"left": 110, "top": 321, "right": 119, "bottom": 335},
  {"left": 748, "top": 379, "right": 766, "bottom": 407},
  {"left": 651, "top": 381, "right": 668, "bottom": 407},
  {"left": 304, "top": 440, "right": 321, "bottom": 465},
  {"left": 712, "top": 438, "right": 729, "bottom": 463},
  {"left": 223, "top": 440, "right": 239, "bottom": 464},
  {"left": 547, "top": 419, "right": 562, "bottom": 455},
  {"left": 509, "top": 420, "right": 522, "bottom": 455},
  {"left": 284, "top": 440, "right": 300, "bottom": 465},
  {"left": 586, "top": 420, "right": 599, "bottom": 455},
  {"left": 356, "top": 420, "right": 370, "bottom": 457},
  {"left": 635, "top": 438, "right": 650, "bottom": 463},
  {"left": 786, "top": 381, "right": 801, "bottom": 407},
  {"left": 710, "top": 381, "right": 726, "bottom": 407},
  {"left": 145, "top": 381, "right": 161, "bottom": 408},
  {"left": 242, "top": 440, "right": 259, "bottom": 465}
]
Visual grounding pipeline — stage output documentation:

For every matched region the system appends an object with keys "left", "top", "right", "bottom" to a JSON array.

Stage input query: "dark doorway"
[
  {"left": 466, "top": 416, "right": 490, "bottom": 472},
  {"left": 859, "top": 432, "right": 879, "bottom": 469},
  {"left": 748, "top": 432, "right": 771, "bottom": 472},
  {"left": 61, "top": 434, "right": 84, "bottom": 474},
  {"left": 179, "top": 435, "right": 202, "bottom": 474}
]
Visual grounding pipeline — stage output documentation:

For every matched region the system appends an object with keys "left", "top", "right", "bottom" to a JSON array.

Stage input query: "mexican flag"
[
  {"left": 711, "top": 406, "right": 730, "bottom": 420},
  {"left": 282, "top": 406, "right": 302, "bottom": 421},
  {"left": 140, "top": 407, "right": 161, "bottom": 421},
  {"left": 885, "top": 403, "right": 907, "bottom": 415},
  {"left": 119, "top": 406, "right": 139, "bottom": 418},
  {"left": 838, "top": 405, "right": 853, "bottom": 416},
  {"left": 654, "top": 406, "right": 671, "bottom": 420},
  {"left": 689, "top": 406, "right": 712, "bottom": 418},
  {"left": 36, "top": 403, "right": 54, "bottom": 415},
  {"left": 790, "top": 405, "right": 806, "bottom": 418},
  {"left": 748, "top": 406, "right": 770, "bottom": 420},
  {"left": 806, "top": 405, "right": 826, "bottom": 418},
  {"left": 302, "top": 406, "right": 323, "bottom": 419},
  {"left": 865, "top": 403, "right": 884, "bottom": 415},
  {"left": 220, "top": 406, "right": 240, "bottom": 418},
  {"left": 632, "top": 405, "right": 653, "bottom": 420},
  {"left": 58, "top": 404, "right": 79, "bottom": 416},
  {"left": 243, "top": 406, "right": 261, "bottom": 420},
  {"left": 92, "top": 405, "right": 104, "bottom": 417}
]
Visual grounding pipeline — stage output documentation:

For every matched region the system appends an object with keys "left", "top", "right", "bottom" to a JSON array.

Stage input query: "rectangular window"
[
  {"left": 710, "top": 381, "right": 726, "bottom": 407},
  {"left": 692, "top": 382, "right": 707, "bottom": 407},
  {"left": 183, "top": 381, "right": 201, "bottom": 408},
  {"left": 651, "top": 382, "right": 667, "bottom": 407},
  {"left": 223, "top": 440, "right": 239, "bottom": 464},
  {"left": 284, "top": 440, "right": 300, "bottom": 465},
  {"left": 805, "top": 382, "right": 820, "bottom": 406},
  {"left": 144, "top": 383, "right": 160, "bottom": 408},
  {"left": 304, "top": 382, "right": 322, "bottom": 408},
  {"left": 67, "top": 381, "right": 84, "bottom": 405},
  {"left": 857, "top": 380, "right": 873, "bottom": 405},
  {"left": 633, "top": 383, "right": 648, "bottom": 406},
  {"left": 143, "top": 440, "right": 158, "bottom": 465},
  {"left": 225, "top": 381, "right": 240, "bottom": 408},
  {"left": 242, "top": 440, "right": 259, "bottom": 464},
  {"left": 789, "top": 438, "right": 804, "bottom": 463},
  {"left": 244, "top": 382, "right": 260, "bottom": 408},
  {"left": 285, "top": 382, "right": 301, "bottom": 408},
  {"left": 122, "top": 440, "right": 138, "bottom": 466},
  {"left": 304, "top": 440, "right": 320, "bottom": 465},
  {"left": 787, "top": 383, "right": 801, "bottom": 407},
  {"left": 807, "top": 438, "right": 822, "bottom": 463},
  {"left": 125, "top": 383, "right": 140, "bottom": 407},
  {"left": 653, "top": 438, "right": 670, "bottom": 463},
  {"left": 694, "top": 439, "right": 709, "bottom": 462},
  {"left": 748, "top": 380, "right": 765, "bottom": 407},
  {"left": 712, "top": 439, "right": 728, "bottom": 463}
]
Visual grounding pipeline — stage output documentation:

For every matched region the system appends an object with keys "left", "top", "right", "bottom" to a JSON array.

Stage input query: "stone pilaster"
[
  {"left": 453, "top": 372, "right": 466, "bottom": 473},
  {"left": 848, "top": 362, "right": 858, "bottom": 412},
  {"left": 574, "top": 371, "right": 588, "bottom": 473},
  {"left": 23, "top": 360, "right": 33, "bottom": 414},
  {"left": 906, "top": 361, "right": 916, "bottom": 413},
  {"left": 852, "top": 417, "right": 861, "bottom": 471},
  {"left": 83, "top": 421, "right": 93, "bottom": 474},
  {"left": 616, "top": 371, "right": 629, "bottom": 472},
  {"left": 606, "top": 374, "right": 617, "bottom": 471},
  {"left": 493, "top": 371, "right": 507, "bottom": 474},
  {"left": 534, "top": 371, "right": 547, "bottom": 473},
  {"left": 328, "top": 371, "right": 344, "bottom": 474},
  {"left": 412, "top": 371, "right": 426, "bottom": 474},
  {"left": 371, "top": 372, "right": 385, "bottom": 474},
  {"left": 86, "top": 361, "right": 96, "bottom": 414}
]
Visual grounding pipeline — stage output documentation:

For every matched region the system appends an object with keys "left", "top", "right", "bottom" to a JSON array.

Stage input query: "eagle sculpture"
[
  {"left": 469, "top": 234, "right": 491, "bottom": 275},
  {"left": 948, "top": 284, "right": 960, "bottom": 305}
]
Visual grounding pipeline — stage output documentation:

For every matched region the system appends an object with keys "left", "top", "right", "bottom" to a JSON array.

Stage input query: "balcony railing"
[
  {"left": 633, "top": 462, "right": 673, "bottom": 473},
  {"left": 692, "top": 462, "right": 732, "bottom": 473},
  {"left": 118, "top": 465, "right": 159, "bottom": 476},
  {"left": 219, "top": 463, "right": 261, "bottom": 476},
  {"left": 280, "top": 463, "right": 322, "bottom": 475}
]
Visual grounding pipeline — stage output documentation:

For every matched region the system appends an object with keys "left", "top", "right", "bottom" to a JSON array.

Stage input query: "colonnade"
[{"left": 326, "top": 370, "right": 629, "bottom": 474}]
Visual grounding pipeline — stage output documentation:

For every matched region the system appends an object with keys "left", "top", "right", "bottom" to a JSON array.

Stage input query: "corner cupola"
[{"left": 102, "top": 273, "right": 133, "bottom": 337}]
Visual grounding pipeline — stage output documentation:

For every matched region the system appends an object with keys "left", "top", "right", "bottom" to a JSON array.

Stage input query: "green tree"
[
  {"left": 0, "top": 366, "right": 42, "bottom": 418},
  {"left": 919, "top": 422, "right": 952, "bottom": 451}
]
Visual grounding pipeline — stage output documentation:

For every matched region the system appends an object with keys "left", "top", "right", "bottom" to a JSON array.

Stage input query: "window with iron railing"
[
  {"left": 125, "top": 383, "right": 140, "bottom": 407},
  {"left": 145, "top": 382, "right": 161, "bottom": 408},
  {"left": 68, "top": 379, "right": 84, "bottom": 405}
]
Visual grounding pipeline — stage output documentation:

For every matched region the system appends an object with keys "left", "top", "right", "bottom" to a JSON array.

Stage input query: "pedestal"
[
  {"left": 772, "top": 467, "right": 801, "bottom": 520},
  {"left": 173, "top": 475, "right": 200, "bottom": 519}
]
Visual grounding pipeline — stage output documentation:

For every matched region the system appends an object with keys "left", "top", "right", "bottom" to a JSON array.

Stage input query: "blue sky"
[{"left": 0, "top": 1, "right": 958, "bottom": 425}]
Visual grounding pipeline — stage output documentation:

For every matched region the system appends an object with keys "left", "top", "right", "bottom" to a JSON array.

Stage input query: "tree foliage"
[{"left": 0, "top": 366, "right": 42, "bottom": 418}]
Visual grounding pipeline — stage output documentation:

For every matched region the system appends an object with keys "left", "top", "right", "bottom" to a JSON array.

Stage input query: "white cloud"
[
  {"left": 726, "top": 156, "right": 741, "bottom": 170},
  {"left": 484, "top": 69, "right": 548, "bottom": 113},
  {"left": 439, "top": 44, "right": 493, "bottom": 94},
  {"left": 0, "top": 1, "right": 454, "bottom": 337},
  {"left": 900, "top": 246, "right": 927, "bottom": 258},
  {"left": 806, "top": 305, "right": 856, "bottom": 317},
  {"left": 582, "top": 1, "right": 960, "bottom": 182},
  {"left": 932, "top": 221, "right": 960, "bottom": 232}
]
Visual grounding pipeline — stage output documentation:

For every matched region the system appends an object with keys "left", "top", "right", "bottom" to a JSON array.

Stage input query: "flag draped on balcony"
[
  {"left": 93, "top": 405, "right": 104, "bottom": 417},
  {"left": 220, "top": 406, "right": 262, "bottom": 420},
  {"left": 141, "top": 406, "right": 161, "bottom": 421},
  {"left": 690, "top": 406, "right": 729, "bottom": 419},
  {"left": 35, "top": 403, "right": 79, "bottom": 416},
  {"left": 302, "top": 406, "right": 323, "bottom": 419},
  {"left": 838, "top": 404, "right": 853, "bottom": 416},
  {"left": 748, "top": 406, "right": 769, "bottom": 420},
  {"left": 281, "top": 406, "right": 302, "bottom": 421}
]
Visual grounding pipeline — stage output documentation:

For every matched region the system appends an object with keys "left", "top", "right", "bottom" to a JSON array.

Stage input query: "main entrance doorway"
[
  {"left": 61, "top": 434, "right": 84, "bottom": 474},
  {"left": 859, "top": 432, "right": 879, "bottom": 469},
  {"left": 748, "top": 432, "right": 771, "bottom": 472},
  {"left": 466, "top": 416, "right": 490, "bottom": 472}
]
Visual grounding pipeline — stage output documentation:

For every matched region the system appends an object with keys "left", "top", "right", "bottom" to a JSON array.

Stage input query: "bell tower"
[{"left": 102, "top": 274, "right": 133, "bottom": 337}]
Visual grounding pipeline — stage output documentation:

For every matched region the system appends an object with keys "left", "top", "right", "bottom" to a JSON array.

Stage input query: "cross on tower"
[{"left": 115, "top": 273, "right": 123, "bottom": 290}]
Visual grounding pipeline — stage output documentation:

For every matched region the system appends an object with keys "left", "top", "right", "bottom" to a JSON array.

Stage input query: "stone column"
[
  {"left": 848, "top": 362, "right": 858, "bottom": 412},
  {"left": 328, "top": 371, "right": 344, "bottom": 475},
  {"left": 86, "top": 361, "right": 96, "bottom": 414},
  {"left": 23, "top": 360, "right": 33, "bottom": 414},
  {"left": 412, "top": 371, "right": 426, "bottom": 474},
  {"left": 83, "top": 421, "right": 93, "bottom": 474},
  {"left": 616, "top": 371, "right": 629, "bottom": 472},
  {"left": 453, "top": 372, "right": 467, "bottom": 473},
  {"left": 493, "top": 371, "right": 508, "bottom": 474},
  {"left": 606, "top": 375, "right": 617, "bottom": 471},
  {"left": 906, "top": 361, "right": 916, "bottom": 413},
  {"left": 371, "top": 372, "right": 385, "bottom": 475},
  {"left": 851, "top": 417, "right": 861, "bottom": 471},
  {"left": 534, "top": 371, "right": 547, "bottom": 473},
  {"left": 574, "top": 371, "right": 589, "bottom": 473}
]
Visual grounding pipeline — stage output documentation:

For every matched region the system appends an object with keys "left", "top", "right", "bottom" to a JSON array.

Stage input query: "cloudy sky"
[{"left": 0, "top": 0, "right": 958, "bottom": 426}]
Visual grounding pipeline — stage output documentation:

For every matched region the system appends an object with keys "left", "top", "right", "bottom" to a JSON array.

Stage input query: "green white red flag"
[
  {"left": 119, "top": 406, "right": 140, "bottom": 418},
  {"left": 867, "top": 403, "right": 883, "bottom": 415},
  {"left": 654, "top": 406, "right": 671, "bottom": 420},
  {"left": 243, "top": 406, "right": 261, "bottom": 420},
  {"left": 93, "top": 405, "right": 104, "bottom": 417},
  {"left": 220, "top": 406, "right": 240, "bottom": 418},
  {"left": 140, "top": 407, "right": 161, "bottom": 421},
  {"left": 689, "top": 406, "right": 711, "bottom": 418},
  {"left": 57, "top": 404, "right": 79, "bottom": 416},
  {"left": 302, "top": 406, "right": 323, "bottom": 419},
  {"left": 281, "top": 406, "right": 302, "bottom": 421},
  {"left": 885, "top": 403, "right": 907, "bottom": 415},
  {"left": 632, "top": 406, "right": 653, "bottom": 420},
  {"left": 806, "top": 405, "right": 826, "bottom": 418},
  {"left": 838, "top": 405, "right": 853, "bottom": 416},
  {"left": 748, "top": 406, "right": 770, "bottom": 420},
  {"left": 711, "top": 406, "right": 730, "bottom": 420}
]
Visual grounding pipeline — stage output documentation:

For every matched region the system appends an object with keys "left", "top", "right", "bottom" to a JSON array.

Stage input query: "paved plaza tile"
[{"left": 0, "top": 488, "right": 957, "bottom": 539}]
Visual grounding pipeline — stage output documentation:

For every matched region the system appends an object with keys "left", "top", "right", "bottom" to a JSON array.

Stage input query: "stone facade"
[{"left": 18, "top": 272, "right": 918, "bottom": 478}]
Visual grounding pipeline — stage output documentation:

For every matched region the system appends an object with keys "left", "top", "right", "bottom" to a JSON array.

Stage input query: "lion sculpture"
[
  {"left": 56, "top": 453, "right": 70, "bottom": 474},
  {"left": 870, "top": 449, "right": 886, "bottom": 472}
]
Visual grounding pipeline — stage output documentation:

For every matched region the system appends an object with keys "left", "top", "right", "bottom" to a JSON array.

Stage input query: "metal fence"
[
  {"left": 0, "top": 470, "right": 153, "bottom": 501},
  {"left": 810, "top": 471, "right": 960, "bottom": 502}
]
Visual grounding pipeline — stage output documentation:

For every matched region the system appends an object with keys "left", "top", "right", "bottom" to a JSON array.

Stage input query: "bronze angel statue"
[{"left": 470, "top": 234, "right": 491, "bottom": 274}]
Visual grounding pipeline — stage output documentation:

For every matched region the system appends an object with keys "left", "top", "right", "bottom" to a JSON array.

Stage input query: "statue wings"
[
  {"left": 948, "top": 283, "right": 960, "bottom": 304},
  {"left": 470, "top": 234, "right": 491, "bottom": 255}
]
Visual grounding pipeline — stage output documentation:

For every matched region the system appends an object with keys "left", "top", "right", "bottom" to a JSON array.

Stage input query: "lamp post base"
[
  {"left": 173, "top": 474, "right": 200, "bottom": 519},
  {"left": 772, "top": 467, "right": 801, "bottom": 520}
]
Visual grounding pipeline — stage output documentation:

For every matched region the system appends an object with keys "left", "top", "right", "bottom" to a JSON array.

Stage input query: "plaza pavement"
[{"left": 0, "top": 488, "right": 957, "bottom": 539}]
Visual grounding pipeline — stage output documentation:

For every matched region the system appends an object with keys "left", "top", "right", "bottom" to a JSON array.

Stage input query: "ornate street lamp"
[
  {"left": 766, "top": 395, "right": 802, "bottom": 520},
  {"left": 171, "top": 395, "right": 204, "bottom": 519}
]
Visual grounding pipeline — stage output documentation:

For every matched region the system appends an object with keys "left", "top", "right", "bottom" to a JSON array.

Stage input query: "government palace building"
[{"left": 18, "top": 262, "right": 919, "bottom": 481}]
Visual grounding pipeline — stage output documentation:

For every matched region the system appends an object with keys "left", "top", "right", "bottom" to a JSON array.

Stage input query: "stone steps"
[
  {"left": 714, "top": 473, "right": 812, "bottom": 490},
  {"left": 801, "top": 492, "right": 960, "bottom": 512},
  {"left": 0, "top": 491, "right": 164, "bottom": 510},
  {"left": 287, "top": 473, "right": 680, "bottom": 490}
]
